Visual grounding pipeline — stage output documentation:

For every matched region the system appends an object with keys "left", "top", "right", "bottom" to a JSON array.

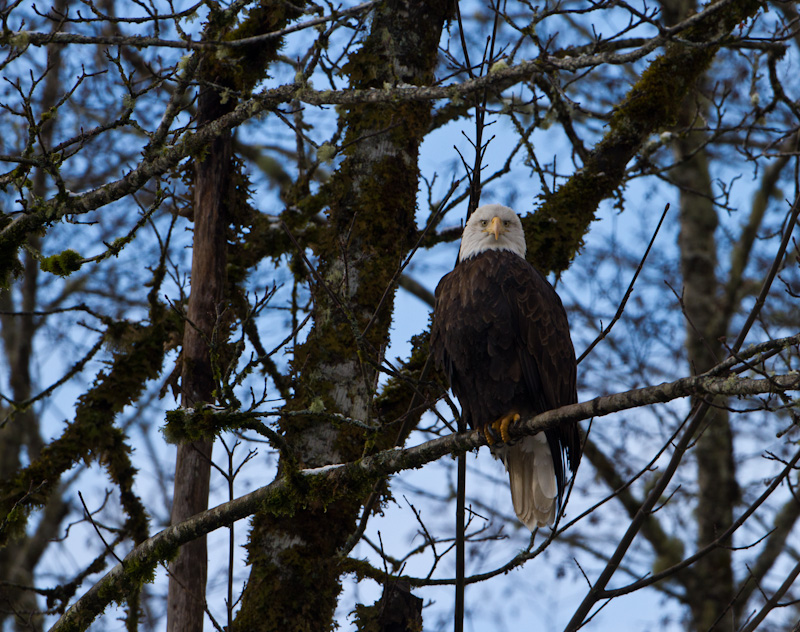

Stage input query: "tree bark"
[
  {"left": 166, "top": 84, "right": 231, "bottom": 632},
  {"left": 232, "top": 1, "right": 453, "bottom": 630},
  {"left": 166, "top": 4, "right": 308, "bottom": 629},
  {"left": 656, "top": 1, "right": 738, "bottom": 626}
]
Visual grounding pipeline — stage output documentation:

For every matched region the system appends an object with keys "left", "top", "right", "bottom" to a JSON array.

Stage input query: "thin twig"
[
  {"left": 78, "top": 492, "right": 123, "bottom": 565},
  {"left": 578, "top": 203, "right": 669, "bottom": 364}
]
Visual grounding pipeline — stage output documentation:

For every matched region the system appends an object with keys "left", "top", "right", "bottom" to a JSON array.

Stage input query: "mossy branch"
[
  {"left": 526, "top": 0, "right": 764, "bottom": 274},
  {"left": 39, "top": 249, "right": 83, "bottom": 277},
  {"left": 0, "top": 309, "right": 176, "bottom": 546}
]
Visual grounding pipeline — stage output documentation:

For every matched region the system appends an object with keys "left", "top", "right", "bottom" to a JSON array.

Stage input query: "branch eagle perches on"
[{"left": 53, "top": 346, "right": 800, "bottom": 632}]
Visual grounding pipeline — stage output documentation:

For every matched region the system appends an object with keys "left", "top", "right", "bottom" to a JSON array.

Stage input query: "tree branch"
[
  {"left": 51, "top": 363, "right": 800, "bottom": 632},
  {"left": 2, "top": 1, "right": 379, "bottom": 50},
  {"left": 526, "top": 0, "right": 764, "bottom": 273}
]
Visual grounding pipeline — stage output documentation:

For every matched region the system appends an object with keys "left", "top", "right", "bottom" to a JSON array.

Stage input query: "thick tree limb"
[{"left": 526, "top": 0, "right": 764, "bottom": 273}]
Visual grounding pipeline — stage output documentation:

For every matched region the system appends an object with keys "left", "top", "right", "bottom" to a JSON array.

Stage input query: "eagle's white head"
[{"left": 458, "top": 203, "right": 527, "bottom": 262}]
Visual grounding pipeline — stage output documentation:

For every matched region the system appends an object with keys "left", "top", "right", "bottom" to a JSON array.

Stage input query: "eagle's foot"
[{"left": 485, "top": 412, "right": 520, "bottom": 445}]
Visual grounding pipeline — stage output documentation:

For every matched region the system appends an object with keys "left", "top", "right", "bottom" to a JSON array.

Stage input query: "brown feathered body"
[{"left": 431, "top": 248, "right": 580, "bottom": 528}]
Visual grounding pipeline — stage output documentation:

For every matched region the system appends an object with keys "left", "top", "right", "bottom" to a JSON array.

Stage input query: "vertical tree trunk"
[
  {"left": 658, "top": 4, "right": 737, "bottom": 627},
  {"left": 166, "top": 86, "right": 231, "bottom": 632},
  {"left": 674, "top": 128, "right": 737, "bottom": 630},
  {"left": 166, "top": 4, "right": 307, "bottom": 629},
  {"left": 233, "top": 1, "right": 452, "bottom": 630},
  {"left": 0, "top": 7, "right": 67, "bottom": 627}
]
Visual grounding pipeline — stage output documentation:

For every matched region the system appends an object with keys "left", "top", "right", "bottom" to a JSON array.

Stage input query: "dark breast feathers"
[{"left": 430, "top": 249, "right": 580, "bottom": 498}]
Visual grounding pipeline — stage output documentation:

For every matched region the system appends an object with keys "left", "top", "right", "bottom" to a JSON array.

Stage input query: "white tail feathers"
[{"left": 493, "top": 434, "right": 558, "bottom": 530}]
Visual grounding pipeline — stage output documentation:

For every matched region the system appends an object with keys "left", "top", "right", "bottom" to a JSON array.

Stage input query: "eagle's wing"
[
  {"left": 500, "top": 258, "right": 581, "bottom": 489},
  {"left": 431, "top": 259, "right": 510, "bottom": 430},
  {"left": 431, "top": 266, "right": 473, "bottom": 426}
]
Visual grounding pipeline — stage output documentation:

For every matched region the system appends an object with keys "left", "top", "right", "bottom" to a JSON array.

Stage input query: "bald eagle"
[{"left": 431, "top": 204, "right": 580, "bottom": 529}]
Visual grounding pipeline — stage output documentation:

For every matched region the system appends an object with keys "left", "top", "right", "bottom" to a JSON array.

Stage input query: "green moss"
[
  {"left": 652, "top": 536, "right": 685, "bottom": 575},
  {"left": 123, "top": 538, "right": 179, "bottom": 590},
  {"left": 526, "top": 0, "right": 764, "bottom": 275},
  {"left": 0, "top": 309, "right": 174, "bottom": 546},
  {"left": 236, "top": 491, "right": 362, "bottom": 632},
  {"left": 0, "top": 250, "right": 22, "bottom": 290},
  {"left": 39, "top": 248, "right": 83, "bottom": 277},
  {"left": 162, "top": 405, "right": 256, "bottom": 443},
  {"left": 60, "top": 536, "right": 179, "bottom": 631},
  {"left": 193, "top": 1, "right": 305, "bottom": 98},
  {"left": 8, "top": 30, "right": 30, "bottom": 49},
  {"left": 317, "top": 143, "right": 337, "bottom": 164}
]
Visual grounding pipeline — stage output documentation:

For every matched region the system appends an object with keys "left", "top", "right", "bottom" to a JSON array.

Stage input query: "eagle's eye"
[
  {"left": 479, "top": 220, "right": 488, "bottom": 227},
  {"left": 504, "top": 221, "right": 511, "bottom": 227}
]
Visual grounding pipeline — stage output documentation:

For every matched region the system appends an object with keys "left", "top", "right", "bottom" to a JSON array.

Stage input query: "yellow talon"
[{"left": 486, "top": 412, "right": 521, "bottom": 445}]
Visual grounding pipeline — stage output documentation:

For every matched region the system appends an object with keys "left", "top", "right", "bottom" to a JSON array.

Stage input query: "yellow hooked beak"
[{"left": 483, "top": 216, "right": 504, "bottom": 240}]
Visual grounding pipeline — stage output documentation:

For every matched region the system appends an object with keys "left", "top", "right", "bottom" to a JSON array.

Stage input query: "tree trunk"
[
  {"left": 657, "top": 3, "right": 737, "bottom": 627},
  {"left": 166, "top": 85, "right": 231, "bottom": 632},
  {"left": 232, "top": 1, "right": 453, "bottom": 630},
  {"left": 166, "top": 4, "right": 310, "bottom": 628},
  {"left": 0, "top": 6, "right": 67, "bottom": 626},
  {"left": 672, "top": 99, "right": 738, "bottom": 632}
]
